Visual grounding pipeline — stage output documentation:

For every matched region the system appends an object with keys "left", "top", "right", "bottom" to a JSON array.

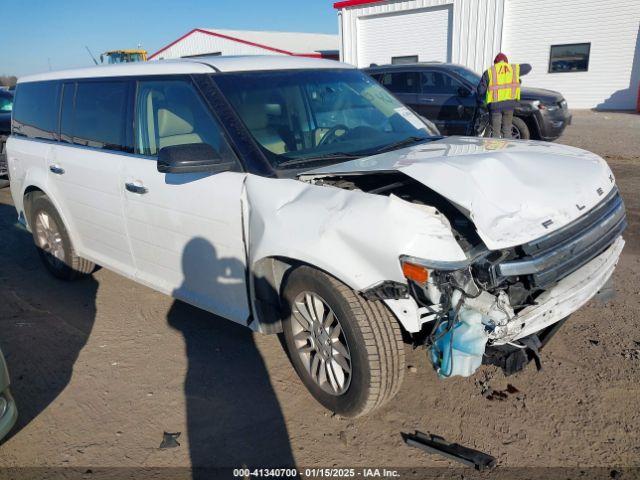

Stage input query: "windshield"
[
  {"left": 0, "top": 94, "right": 12, "bottom": 113},
  {"left": 214, "top": 69, "right": 434, "bottom": 169},
  {"left": 449, "top": 65, "right": 481, "bottom": 86}
]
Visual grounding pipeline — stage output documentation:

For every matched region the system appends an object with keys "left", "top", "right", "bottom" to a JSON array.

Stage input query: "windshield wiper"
[
  {"left": 277, "top": 152, "right": 362, "bottom": 168},
  {"left": 372, "top": 136, "right": 432, "bottom": 154}
]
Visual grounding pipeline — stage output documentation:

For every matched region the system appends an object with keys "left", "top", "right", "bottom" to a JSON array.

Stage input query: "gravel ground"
[{"left": 0, "top": 110, "right": 638, "bottom": 476}]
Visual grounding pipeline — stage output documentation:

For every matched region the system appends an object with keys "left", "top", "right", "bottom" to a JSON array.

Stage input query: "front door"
[
  {"left": 418, "top": 70, "right": 476, "bottom": 135},
  {"left": 376, "top": 71, "right": 420, "bottom": 111},
  {"left": 121, "top": 77, "right": 249, "bottom": 324}
]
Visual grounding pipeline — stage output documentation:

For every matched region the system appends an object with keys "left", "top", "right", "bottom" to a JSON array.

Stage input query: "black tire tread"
[
  {"left": 30, "top": 194, "right": 95, "bottom": 280},
  {"left": 322, "top": 270, "right": 405, "bottom": 416}
]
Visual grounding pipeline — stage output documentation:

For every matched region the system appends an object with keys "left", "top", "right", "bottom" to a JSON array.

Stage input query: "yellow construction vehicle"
[{"left": 100, "top": 49, "right": 148, "bottom": 64}]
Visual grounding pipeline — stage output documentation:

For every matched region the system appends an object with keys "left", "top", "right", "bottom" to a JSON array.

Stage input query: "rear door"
[
  {"left": 48, "top": 80, "right": 136, "bottom": 275},
  {"left": 120, "top": 77, "right": 249, "bottom": 324}
]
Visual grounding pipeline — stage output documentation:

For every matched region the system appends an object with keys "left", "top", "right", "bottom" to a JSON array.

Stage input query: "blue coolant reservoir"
[{"left": 430, "top": 309, "right": 489, "bottom": 378}]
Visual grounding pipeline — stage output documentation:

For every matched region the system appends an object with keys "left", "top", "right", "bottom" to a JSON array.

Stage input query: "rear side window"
[
  {"left": 71, "top": 81, "right": 131, "bottom": 151},
  {"left": 12, "top": 81, "right": 60, "bottom": 140}
]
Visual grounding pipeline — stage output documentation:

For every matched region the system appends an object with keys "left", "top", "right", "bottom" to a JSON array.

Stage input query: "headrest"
[
  {"left": 157, "top": 103, "right": 195, "bottom": 138},
  {"left": 238, "top": 102, "right": 269, "bottom": 130}
]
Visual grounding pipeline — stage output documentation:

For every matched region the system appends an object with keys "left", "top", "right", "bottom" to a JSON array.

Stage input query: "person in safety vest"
[{"left": 477, "top": 53, "right": 532, "bottom": 138}]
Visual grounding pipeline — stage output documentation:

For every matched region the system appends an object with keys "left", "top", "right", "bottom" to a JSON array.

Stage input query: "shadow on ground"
[
  {"left": 168, "top": 237, "right": 295, "bottom": 473},
  {"left": 0, "top": 201, "right": 97, "bottom": 441},
  {"left": 0, "top": 195, "right": 295, "bottom": 473}
]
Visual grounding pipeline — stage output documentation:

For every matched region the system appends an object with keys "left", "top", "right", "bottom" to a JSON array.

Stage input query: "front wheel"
[
  {"left": 511, "top": 116, "right": 531, "bottom": 140},
  {"left": 282, "top": 266, "right": 405, "bottom": 417}
]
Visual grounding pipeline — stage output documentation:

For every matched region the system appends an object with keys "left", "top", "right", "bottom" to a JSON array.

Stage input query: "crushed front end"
[{"left": 399, "top": 187, "right": 626, "bottom": 377}]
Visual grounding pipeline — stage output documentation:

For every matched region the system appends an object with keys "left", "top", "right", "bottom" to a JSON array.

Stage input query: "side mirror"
[
  {"left": 458, "top": 86, "right": 472, "bottom": 97},
  {"left": 157, "top": 143, "right": 235, "bottom": 174}
]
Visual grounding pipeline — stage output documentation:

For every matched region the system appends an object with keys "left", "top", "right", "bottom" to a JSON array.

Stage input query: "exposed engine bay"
[{"left": 305, "top": 170, "right": 626, "bottom": 377}]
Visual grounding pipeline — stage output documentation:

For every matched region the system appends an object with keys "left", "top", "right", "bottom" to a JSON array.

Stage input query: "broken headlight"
[{"left": 399, "top": 255, "right": 481, "bottom": 305}]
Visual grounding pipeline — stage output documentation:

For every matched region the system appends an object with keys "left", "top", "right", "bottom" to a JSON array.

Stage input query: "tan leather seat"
[
  {"left": 238, "top": 103, "right": 287, "bottom": 154},
  {"left": 157, "top": 103, "right": 203, "bottom": 150}
]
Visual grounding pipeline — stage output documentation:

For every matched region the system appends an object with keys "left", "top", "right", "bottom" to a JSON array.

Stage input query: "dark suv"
[
  {"left": 0, "top": 89, "right": 13, "bottom": 187},
  {"left": 365, "top": 63, "right": 572, "bottom": 141}
]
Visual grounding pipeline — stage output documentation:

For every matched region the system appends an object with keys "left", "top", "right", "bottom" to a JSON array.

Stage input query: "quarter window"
[
  {"left": 12, "top": 81, "right": 60, "bottom": 140},
  {"left": 72, "top": 81, "right": 131, "bottom": 151},
  {"left": 134, "top": 79, "right": 235, "bottom": 163},
  {"left": 549, "top": 43, "right": 590, "bottom": 73}
]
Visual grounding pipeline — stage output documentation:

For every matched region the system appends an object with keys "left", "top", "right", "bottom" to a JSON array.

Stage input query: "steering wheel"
[{"left": 318, "top": 124, "right": 349, "bottom": 146}]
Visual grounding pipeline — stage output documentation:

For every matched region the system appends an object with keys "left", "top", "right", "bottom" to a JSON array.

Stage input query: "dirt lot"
[{"left": 0, "top": 111, "right": 639, "bottom": 475}]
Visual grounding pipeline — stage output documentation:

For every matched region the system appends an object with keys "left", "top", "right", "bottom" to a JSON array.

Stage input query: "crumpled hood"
[{"left": 301, "top": 136, "right": 616, "bottom": 250}]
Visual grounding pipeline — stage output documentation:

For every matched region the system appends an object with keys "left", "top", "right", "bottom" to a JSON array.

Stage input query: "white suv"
[{"left": 7, "top": 56, "right": 625, "bottom": 417}]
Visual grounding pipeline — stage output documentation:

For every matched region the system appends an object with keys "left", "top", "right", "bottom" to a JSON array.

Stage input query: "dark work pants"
[{"left": 490, "top": 110, "right": 514, "bottom": 139}]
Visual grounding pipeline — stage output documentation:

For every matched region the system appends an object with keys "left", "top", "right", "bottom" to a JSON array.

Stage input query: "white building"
[
  {"left": 335, "top": 0, "right": 640, "bottom": 110},
  {"left": 150, "top": 28, "right": 339, "bottom": 61}
]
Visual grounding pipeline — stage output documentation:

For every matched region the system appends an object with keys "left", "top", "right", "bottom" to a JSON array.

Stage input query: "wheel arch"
[
  {"left": 249, "top": 255, "right": 415, "bottom": 337},
  {"left": 21, "top": 182, "right": 76, "bottom": 250}
]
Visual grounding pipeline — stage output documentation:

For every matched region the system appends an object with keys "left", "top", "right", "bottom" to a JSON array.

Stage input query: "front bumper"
[
  {"left": 536, "top": 107, "right": 572, "bottom": 141},
  {"left": 496, "top": 235, "right": 624, "bottom": 344}
]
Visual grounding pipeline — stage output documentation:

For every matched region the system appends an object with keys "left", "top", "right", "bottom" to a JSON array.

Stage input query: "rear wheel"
[
  {"left": 30, "top": 194, "right": 94, "bottom": 280},
  {"left": 282, "top": 266, "right": 405, "bottom": 417}
]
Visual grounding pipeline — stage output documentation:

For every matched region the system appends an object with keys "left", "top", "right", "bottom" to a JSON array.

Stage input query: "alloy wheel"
[
  {"left": 34, "top": 211, "right": 65, "bottom": 268},
  {"left": 291, "top": 291, "right": 352, "bottom": 396}
]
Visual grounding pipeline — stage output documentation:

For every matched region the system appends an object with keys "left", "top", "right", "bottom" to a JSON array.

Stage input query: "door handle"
[
  {"left": 420, "top": 97, "right": 435, "bottom": 103},
  {"left": 49, "top": 164, "right": 65, "bottom": 175},
  {"left": 125, "top": 182, "right": 148, "bottom": 194}
]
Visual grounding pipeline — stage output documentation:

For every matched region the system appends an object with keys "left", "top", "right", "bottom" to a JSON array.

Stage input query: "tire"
[
  {"left": 29, "top": 194, "right": 95, "bottom": 280},
  {"left": 511, "top": 116, "right": 530, "bottom": 140},
  {"left": 282, "top": 266, "right": 405, "bottom": 417}
]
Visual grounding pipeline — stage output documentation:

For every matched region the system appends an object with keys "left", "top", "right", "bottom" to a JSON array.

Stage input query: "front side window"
[
  {"left": 549, "top": 43, "right": 590, "bottom": 73},
  {"left": 12, "top": 81, "right": 60, "bottom": 140},
  {"left": 421, "top": 71, "right": 463, "bottom": 95},
  {"left": 134, "top": 79, "right": 235, "bottom": 163},
  {"left": 72, "top": 81, "right": 130, "bottom": 151},
  {"left": 214, "top": 69, "right": 433, "bottom": 170}
]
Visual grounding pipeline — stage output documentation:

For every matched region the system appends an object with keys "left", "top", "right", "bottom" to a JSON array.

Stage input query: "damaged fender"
[{"left": 241, "top": 174, "right": 466, "bottom": 333}]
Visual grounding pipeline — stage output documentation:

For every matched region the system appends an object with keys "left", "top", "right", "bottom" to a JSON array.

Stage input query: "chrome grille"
[{"left": 497, "top": 188, "right": 626, "bottom": 288}]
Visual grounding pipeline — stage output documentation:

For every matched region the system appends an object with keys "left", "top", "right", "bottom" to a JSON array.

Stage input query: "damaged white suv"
[{"left": 7, "top": 56, "right": 625, "bottom": 417}]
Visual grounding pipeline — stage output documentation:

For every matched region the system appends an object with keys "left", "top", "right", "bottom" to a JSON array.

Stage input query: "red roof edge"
[
  {"left": 333, "top": 0, "right": 383, "bottom": 9},
  {"left": 149, "top": 28, "right": 327, "bottom": 60}
]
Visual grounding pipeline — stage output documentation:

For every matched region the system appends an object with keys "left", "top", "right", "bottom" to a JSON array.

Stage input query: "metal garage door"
[{"left": 357, "top": 5, "right": 452, "bottom": 67}]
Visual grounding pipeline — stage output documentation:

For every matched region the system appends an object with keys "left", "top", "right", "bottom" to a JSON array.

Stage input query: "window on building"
[
  {"left": 73, "top": 81, "right": 131, "bottom": 151},
  {"left": 134, "top": 79, "right": 236, "bottom": 165},
  {"left": 421, "top": 71, "right": 464, "bottom": 95},
  {"left": 391, "top": 55, "right": 419, "bottom": 65},
  {"left": 379, "top": 72, "right": 420, "bottom": 94},
  {"left": 12, "top": 81, "right": 61, "bottom": 140},
  {"left": 549, "top": 43, "right": 590, "bottom": 73}
]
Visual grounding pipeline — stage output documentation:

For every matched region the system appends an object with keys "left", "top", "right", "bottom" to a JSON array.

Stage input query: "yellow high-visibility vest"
[{"left": 486, "top": 62, "right": 521, "bottom": 104}]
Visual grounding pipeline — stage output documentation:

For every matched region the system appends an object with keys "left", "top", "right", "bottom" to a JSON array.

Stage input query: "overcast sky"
[{"left": 1, "top": 0, "right": 338, "bottom": 77}]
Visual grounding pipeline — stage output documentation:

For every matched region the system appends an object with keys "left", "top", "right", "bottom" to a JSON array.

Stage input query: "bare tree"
[{"left": 0, "top": 76, "right": 17, "bottom": 87}]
